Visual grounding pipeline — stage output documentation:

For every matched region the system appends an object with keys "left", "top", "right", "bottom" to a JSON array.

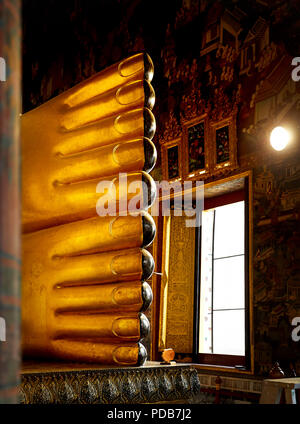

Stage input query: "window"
[
  {"left": 195, "top": 186, "right": 250, "bottom": 368},
  {"left": 153, "top": 174, "right": 252, "bottom": 370}
]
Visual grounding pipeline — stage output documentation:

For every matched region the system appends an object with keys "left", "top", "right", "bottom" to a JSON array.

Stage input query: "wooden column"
[{"left": 0, "top": 0, "right": 21, "bottom": 404}]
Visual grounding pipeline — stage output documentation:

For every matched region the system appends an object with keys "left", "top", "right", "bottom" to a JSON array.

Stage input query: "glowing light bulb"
[{"left": 270, "top": 126, "right": 291, "bottom": 151}]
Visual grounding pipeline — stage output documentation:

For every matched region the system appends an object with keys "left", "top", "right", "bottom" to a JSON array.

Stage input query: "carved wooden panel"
[{"left": 159, "top": 213, "right": 195, "bottom": 353}]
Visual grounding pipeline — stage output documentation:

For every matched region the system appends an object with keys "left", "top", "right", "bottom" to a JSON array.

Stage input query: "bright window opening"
[{"left": 199, "top": 200, "right": 246, "bottom": 357}]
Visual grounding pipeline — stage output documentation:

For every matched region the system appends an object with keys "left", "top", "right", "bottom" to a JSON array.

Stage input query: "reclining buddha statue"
[{"left": 21, "top": 53, "right": 157, "bottom": 366}]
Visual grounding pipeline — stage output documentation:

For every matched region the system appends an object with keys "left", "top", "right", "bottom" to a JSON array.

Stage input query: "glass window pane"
[
  {"left": 214, "top": 201, "right": 245, "bottom": 258},
  {"left": 213, "top": 310, "right": 245, "bottom": 356},
  {"left": 198, "top": 209, "right": 214, "bottom": 354},
  {"left": 199, "top": 201, "right": 247, "bottom": 358},
  {"left": 213, "top": 256, "right": 245, "bottom": 310}
]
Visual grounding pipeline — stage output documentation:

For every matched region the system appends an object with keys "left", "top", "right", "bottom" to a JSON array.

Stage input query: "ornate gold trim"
[
  {"left": 158, "top": 112, "right": 182, "bottom": 145},
  {"left": 158, "top": 214, "right": 195, "bottom": 353},
  {"left": 158, "top": 215, "right": 170, "bottom": 351},
  {"left": 150, "top": 213, "right": 159, "bottom": 360}
]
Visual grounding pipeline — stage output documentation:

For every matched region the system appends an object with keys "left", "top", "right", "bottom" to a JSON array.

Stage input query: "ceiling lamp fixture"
[{"left": 270, "top": 126, "right": 292, "bottom": 151}]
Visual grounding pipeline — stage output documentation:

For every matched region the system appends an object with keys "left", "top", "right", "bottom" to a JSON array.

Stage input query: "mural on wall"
[
  {"left": 187, "top": 122, "right": 206, "bottom": 172},
  {"left": 22, "top": 0, "right": 300, "bottom": 375},
  {"left": 167, "top": 145, "right": 180, "bottom": 180},
  {"left": 253, "top": 162, "right": 300, "bottom": 376},
  {"left": 216, "top": 125, "right": 229, "bottom": 164}
]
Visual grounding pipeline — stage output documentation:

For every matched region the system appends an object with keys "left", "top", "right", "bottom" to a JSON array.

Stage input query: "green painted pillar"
[{"left": 0, "top": 0, "right": 21, "bottom": 404}]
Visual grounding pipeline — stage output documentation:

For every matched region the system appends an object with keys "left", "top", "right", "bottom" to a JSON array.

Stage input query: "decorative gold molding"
[
  {"left": 159, "top": 215, "right": 170, "bottom": 351},
  {"left": 150, "top": 212, "right": 160, "bottom": 361},
  {"left": 180, "top": 83, "right": 208, "bottom": 123},
  {"left": 159, "top": 112, "right": 182, "bottom": 145},
  {"left": 159, "top": 214, "right": 195, "bottom": 354},
  {"left": 210, "top": 86, "right": 240, "bottom": 123}
]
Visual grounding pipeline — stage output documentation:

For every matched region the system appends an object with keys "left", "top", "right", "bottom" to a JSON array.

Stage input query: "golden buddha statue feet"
[
  {"left": 22, "top": 53, "right": 156, "bottom": 233},
  {"left": 21, "top": 53, "right": 157, "bottom": 365}
]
